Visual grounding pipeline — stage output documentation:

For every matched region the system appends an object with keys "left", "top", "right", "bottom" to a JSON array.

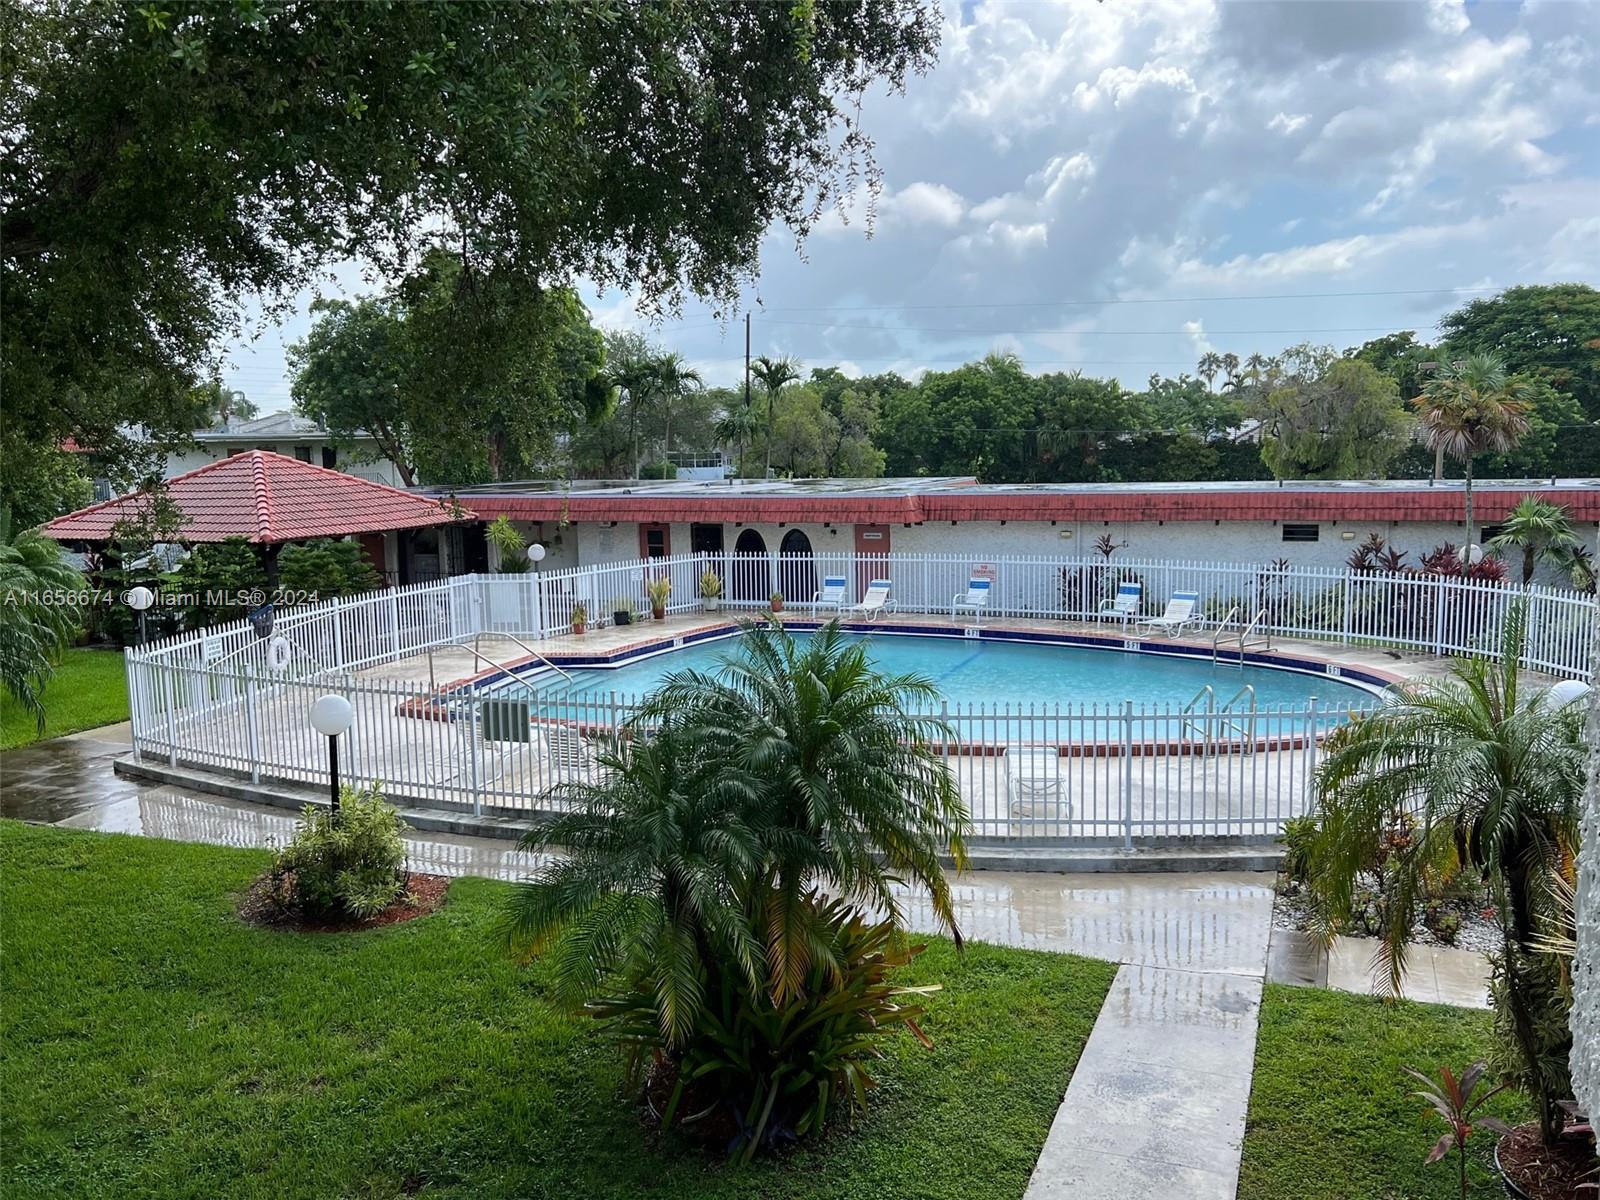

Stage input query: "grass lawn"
[
  {"left": 1, "top": 821, "right": 1117, "bottom": 1200},
  {"left": 1, "top": 646, "right": 130, "bottom": 751},
  {"left": 1239, "top": 983, "right": 1533, "bottom": 1200}
]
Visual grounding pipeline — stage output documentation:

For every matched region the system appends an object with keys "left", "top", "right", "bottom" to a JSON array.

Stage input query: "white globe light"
[
  {"left": 1548, "top": 680, "right": 1592, "bottom": 710},
  {"left": 309, "top": 694, "right": 354, "bottom": 737},
  {"left": 126, "top": 585, "right": 155, "bottom": 611},
  {"left": 1465, "top": 543, "right": 1484, "bottom": 565},
  {"left": 527, "top": 543, "right": 547, "bottom": 563}
]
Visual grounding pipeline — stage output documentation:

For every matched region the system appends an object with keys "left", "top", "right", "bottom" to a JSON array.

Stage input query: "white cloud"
[{"left": 1268, "top": 112, "right": 1310, "bottom": 136}]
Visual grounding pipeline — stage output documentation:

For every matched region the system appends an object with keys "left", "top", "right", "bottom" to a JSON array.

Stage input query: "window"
[
  {"left": 321, "top": 447, "right": 338, "bottom": 469},
  {"left": 293, "top": 445, "right": 313, "bottom": 463},
  {"left": 644, "top": 528, "right": 667, "bottom": 558},
  {"left": 1282, "top": 523, "right": 1320, "bottom": 542},
  {"left": 1479, "top": 524, "right": 1505, "bottom": 545}
]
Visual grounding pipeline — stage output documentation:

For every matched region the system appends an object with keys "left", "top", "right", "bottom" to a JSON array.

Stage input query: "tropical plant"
[
  {"left": 1308, "top": 602, "right": 1586, "bottom": 1142},
  {"left": 270, "top": 783, "right": 410, "bottom": 919},
  {"left": 646, "top": 575, "right": 672, "bottom": 614},
  {"left": 1413, "top": 354, "right": 1531, "bottom": 576},
  {"left": 486, "top": 515, "right": 529, "bottom": 573},
  {"left": 1197, "top": 351, "right": 1223, "bottom": 391},
  {"left": 751, "top": 355, "right": 803, "bottom": 478},
  {"left": 501, "top": 620, "right": 969, "bottom": 1154},
  {"left": 699, "top": 571, "right": 723, "bottom": 599},
  {"left": 714, "top": 402, "right": 763, "bottom": 479},
  {"left": 569, "top": 602, "right": 588, "bottom": 629},
  {"left": 1402, "top": 1061, "right": 1512, "bottom": 1200},
  {"left": 648, "top": 352, "right": 703, "bottom": 462},
  {"left": 1488, "top": 496, "right": 1582, "bottom": 586},
  {"left": 0, "top": 518, "right": 86, "bottom": 729}
]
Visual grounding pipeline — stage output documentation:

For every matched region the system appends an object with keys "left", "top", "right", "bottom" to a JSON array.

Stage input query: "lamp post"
[
  {"left": 527, "top": 543, "right": 546, "bottom": 632},
  {"left": 309, "top": 694, "right": 354, "bottom": 815},
  {"left": 126, "top": 585, "right": 155, "bottom": 645}
]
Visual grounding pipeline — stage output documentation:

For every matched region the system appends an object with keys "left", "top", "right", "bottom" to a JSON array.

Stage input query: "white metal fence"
[{"left": 123, "top": 551, "right": 1596, "bottom": 844}]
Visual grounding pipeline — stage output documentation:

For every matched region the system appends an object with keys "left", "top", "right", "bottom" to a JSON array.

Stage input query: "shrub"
[
  {"left": 278, "top": 538, "right": 382, "bottom": 599},
  {"left": 593, "top": 897, "right": 936, "bottom": 1161},
  {"left": 271, "top": 783, "right": 410, "bottom": 919},
  {"left": 1279, "top": 815, "right": 1319, "bottom": 886},
  {"left": 639, "top": 460, "right": 678, "bottom": 480},
  {"left": 487, "top": 515, "right": 528, "bottom": 573}
]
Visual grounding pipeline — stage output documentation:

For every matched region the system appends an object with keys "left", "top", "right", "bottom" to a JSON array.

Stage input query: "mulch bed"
[
  {"left": 237, "top": 871, "right": 450, "bottom": 933},
  {"left": 1497, "top": 1122, "right": 1597, "bottom": 1199}
]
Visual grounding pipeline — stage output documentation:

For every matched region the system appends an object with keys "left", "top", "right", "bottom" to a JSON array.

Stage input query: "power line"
[
  {"left": 759, "top": 320, "right": 1405, "bottom": 337},
  {"left": 753, "top": 284, "right": 1499, "bottom": 314}
]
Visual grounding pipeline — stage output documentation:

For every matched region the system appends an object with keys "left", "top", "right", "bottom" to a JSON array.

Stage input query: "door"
[
  {"left": 778, "top": 529, "right": 817, "bottom": 608},
  {"left": 690, "top": 523, "right": 724, "bottom": 554},
  {"left": 853, "top": 524, "right": 891, "bottom": 599},
  {"left": 731, "top": 529, "right": 769, "bottom": 603}
]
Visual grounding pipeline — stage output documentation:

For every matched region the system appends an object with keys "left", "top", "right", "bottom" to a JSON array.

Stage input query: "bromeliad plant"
[
  {"left": 501, "top": 619, "right": 969, "bottom": 1159},
  {"left": 1403, "top": 1061, "right": 1512, "bottom": 1200}
]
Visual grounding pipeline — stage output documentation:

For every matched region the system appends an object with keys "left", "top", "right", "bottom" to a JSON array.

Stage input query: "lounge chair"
[
  {"left": 812, "top": 575, "right": 849, "bottom": 614},
  {"left": 951, "top": 577, "right": 992, "bottom": 624},
  {"left": 1097, "top": 580, "right": 1143, "bottom": 627},
  {"left": 1135, "top": 590, "right": 1201, "bottom": 638},
  {"left": 542, "top": 721, "right": 595, "bottom": 784},
  {"left": 1007, "top": 746, "right": 1069, "bottom": 817},
  {"left": 845, "top": 578, "right": 895, "bottom": 621}
]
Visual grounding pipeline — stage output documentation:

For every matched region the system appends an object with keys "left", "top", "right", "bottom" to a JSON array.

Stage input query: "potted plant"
[
  {"left": 610, "top": 596, "right": 636, "bottom": 626},
  {"left": 646, "top": 576, "right": 671, "bottom": 620},
  {"left": 699, "top": 570, "right": 723, "bottom": 613},
  {"left": 570, "top": 602, "right": 588, "bottom": 636},
  {"left": 769, "top": 590, "right": 784, "bottom": 614}
]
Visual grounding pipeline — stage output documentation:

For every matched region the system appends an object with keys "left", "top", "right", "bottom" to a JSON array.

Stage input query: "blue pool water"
[{"left": 487, "top": 630, "right": 1379, "bottom": 716}]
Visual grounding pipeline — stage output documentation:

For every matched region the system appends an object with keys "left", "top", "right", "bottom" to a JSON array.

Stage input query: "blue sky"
[{"left": 224, "top": 0, "right": 1600, "bottom": 412}]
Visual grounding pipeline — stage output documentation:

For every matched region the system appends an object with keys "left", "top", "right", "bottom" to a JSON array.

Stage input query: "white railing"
[{"left": 122, "top": 550, "right": 1595, "bottom": 844}]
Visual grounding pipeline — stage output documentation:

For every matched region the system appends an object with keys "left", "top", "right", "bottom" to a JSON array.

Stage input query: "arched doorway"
[
  {"left": 778, "top": 529, "right": 817, "bottom": 607},
  {"left": 731, "top": 529, "right": 769, "bottom": 604}
]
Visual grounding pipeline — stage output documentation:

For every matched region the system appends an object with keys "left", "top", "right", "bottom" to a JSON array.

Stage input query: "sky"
[{"left": 223, "top": 0, "right": 1600, "bottom": 414}]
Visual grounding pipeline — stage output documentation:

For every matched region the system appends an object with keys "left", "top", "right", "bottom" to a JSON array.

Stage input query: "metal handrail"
[
  {"left": 1218, "top": 684, "right": 1258, "bottom": 744},
  {"left": 475, "top": 631, "right": 575, "bottom": 684},
  {"left": 1211, "top": 606, "right": 1240, "bottom": 661}
]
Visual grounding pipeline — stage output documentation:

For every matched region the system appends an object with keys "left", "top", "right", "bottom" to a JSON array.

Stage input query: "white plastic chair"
[
  {"left": 951, "top": 577, "right": 992, "bottom": 624},
  {"left": 1007, "top": 747, "right": 1069, "bottom": 817},
  {"left": 812, "top": 575, "right": 849, "bottom": 614},
  {"left": 1097, "top": 581, "right": 1143, "bottom": 627},
  {"left": 542, "top": 722, "right": 595, "bottom": 784},
  {"left": 1135, "top": 590, "right": 1201, "bottom": 638},
  {"left": 845, "top": 578, "right": 895, "bottom": 621}
]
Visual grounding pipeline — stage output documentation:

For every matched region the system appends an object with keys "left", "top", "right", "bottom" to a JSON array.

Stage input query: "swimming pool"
[{"left": 483, "top": 628, "right": 1381, "bottom": 720}]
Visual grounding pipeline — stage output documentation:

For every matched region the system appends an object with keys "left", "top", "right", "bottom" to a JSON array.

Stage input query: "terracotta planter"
[
  {"left": 652, "top": 606, "right": 666, "bottom": 621},
  {"left": 571, "top": 621, "right": 586, "bottom": 636},
  {"left": 770, "top": 600, "right": 784, "bottom": 613}
]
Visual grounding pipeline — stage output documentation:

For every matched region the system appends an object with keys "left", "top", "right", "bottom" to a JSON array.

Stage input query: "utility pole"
[{"left": 740, "top": 311, "right": 751, "bottom": 485}]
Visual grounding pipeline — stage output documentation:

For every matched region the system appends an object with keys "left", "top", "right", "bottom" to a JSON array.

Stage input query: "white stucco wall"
[{"left": 165, "top": 441, "right": 407, "bottom": 487}]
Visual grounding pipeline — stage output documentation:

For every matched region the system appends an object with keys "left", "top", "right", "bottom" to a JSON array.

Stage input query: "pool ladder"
[
  {"left": 1212, "top": 606, "right": 1271, "bottom": 665},
  {"left": 1181, "top": 683, "right": 1259, "bottom": 751}
]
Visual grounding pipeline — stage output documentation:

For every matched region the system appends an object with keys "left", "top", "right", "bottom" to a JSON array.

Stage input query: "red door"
[{"left": 853, "top": 524, "right": 891, "bottom": 599}]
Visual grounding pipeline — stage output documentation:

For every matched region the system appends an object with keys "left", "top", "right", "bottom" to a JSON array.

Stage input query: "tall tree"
[
  {"left": 751, "top": 355, "right": 804, "bottom": 478},
  {"left": 1439, "top": 285, "right": 1600, "bottom": 422},
  {"left": 4, "top": 2, "right": 939, "bottom": 480},
  {"left": 1487, "top": 496, "right": 1582, "bottom": 586},
  {"left": 0, "top": 520, "right": 85, "bottom": 729},
  {"left": 1256, "top": 355, "right": 1413, "bottom": 480},
  {"left": 1197, "top": 352, "right": 1223, "bottom": 391},
  {"left": 1414, "top": 353, "right": 1531, "bottom": 575},
  {"left": 646, "top": 353, "right": 703, "bottom": 464}
]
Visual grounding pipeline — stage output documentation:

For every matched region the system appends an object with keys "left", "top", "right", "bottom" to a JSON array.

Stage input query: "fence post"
[
  {"left": 1432, "top": 577, "right": 1446, "bottom": 656},
  {"left": 331, "top": 595, "right": 346, "bottom": 667},
  {"left": 468, "top": 695, "right": 483, "bottom": 817},
  {"left": 1121, "top": 699, "right": 1135, "bottom": 850},
  {"left": 162, "top": 665, "right": 178, "bottom": 767},
  {"left": 1340, "top": 573, "right": 1353, "bottom": 645},
  {"left": 1300, "top": 696, "right": 1319, "bottom": 822},
  {"left": 388, "top": 590, "right": 401, "bottom": 658},
  {"left": 244, "top": 664, "right": 261, "bottom": 784}
]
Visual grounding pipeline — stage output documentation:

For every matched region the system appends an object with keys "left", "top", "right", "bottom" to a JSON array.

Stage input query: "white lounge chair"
[
  {"left": 845, "top": 578, "right": 895, "bottom": 621},
  {"left": 1007, "top": 746, "right": 1069, "bottom": 817},
  {"left": 1135, "top": 590, "right": 1202, "bottom": 638},
  {"left": 542, "top": 722, "right": 596, "bottom": 784},
  {"left": 812, "top": 575, "right": 849, "bottom": 614},
  {"left": 1097, "top": 580, "right": 1143, "bottom": 627},
  {"left": 951, "top": 577, "right": 992, "bottom": 624}
]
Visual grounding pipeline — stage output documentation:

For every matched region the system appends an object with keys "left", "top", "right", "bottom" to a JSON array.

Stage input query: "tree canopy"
[
  {"left": 3, "top": 0, "right": 940, "bottom": 481},
  {"left": 1438, "top": 284, "right": 1600, "bottom": 422}
]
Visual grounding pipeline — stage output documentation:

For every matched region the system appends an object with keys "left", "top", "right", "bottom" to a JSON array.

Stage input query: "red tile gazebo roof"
[{"left": 44, "top": 451, "right": 471, "bottom": 544}]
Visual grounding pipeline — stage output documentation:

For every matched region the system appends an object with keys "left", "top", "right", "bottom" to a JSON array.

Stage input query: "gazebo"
[{"left": 44, "top": 450, "right": 474, "bottom": 584}]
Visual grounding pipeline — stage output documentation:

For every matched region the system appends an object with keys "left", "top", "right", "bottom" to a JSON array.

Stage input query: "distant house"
[{"left": 165, "top": 413, "right": 408, "bottom": 488}]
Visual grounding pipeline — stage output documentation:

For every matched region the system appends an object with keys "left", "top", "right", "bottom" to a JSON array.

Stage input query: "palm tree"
[
  {"left": 648, "top": 352, "right": 702, "bottom": 465},
  {"left": 1197, "top": 351, "right": 1222, "bottom": 391},
  {"left": 1308, "top": 603, "right": 1584, "bottom": 1141},
  {"left": 603, "top": 353, "right": 658, "bottom": 480},
  {"left": 0, "top": 517, "right": 86, "bottom": 729},
  {"left": 1414, "top": 353, "right": 1530, "bottom": 577},
  {"left": 1244, "top": 352, "right": 1269, "bottom": 387},
  {"left": 1220, "top": 351, "right": 1241, "bottom": 390},
  {"left": 1487, "top": 496, "right": 1582, "bottom": 586},
  {"left": 638, "top": 619, "right": 968, "bottom": 1000},
  {"left": 751, "top": 355, "right": 802, "bottom": 478},
  {"left": 714, "top": 402, "right": 762, "bottom": 479}
]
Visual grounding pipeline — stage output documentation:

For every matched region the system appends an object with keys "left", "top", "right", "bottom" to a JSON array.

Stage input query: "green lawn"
[
  {"left": 1239, "top": 983, "right": 1533, "bottom": 1200},
  {"left": 1, "top": 821, "right": 1117, "bottom": 1200},
  {"left": 1, "top": 646, "right": 130, "bottom": 750}
]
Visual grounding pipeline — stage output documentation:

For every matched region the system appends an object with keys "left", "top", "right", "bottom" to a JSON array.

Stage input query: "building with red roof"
[{"left": 45, "top": 451, "right": 475, "bottom": 583}]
